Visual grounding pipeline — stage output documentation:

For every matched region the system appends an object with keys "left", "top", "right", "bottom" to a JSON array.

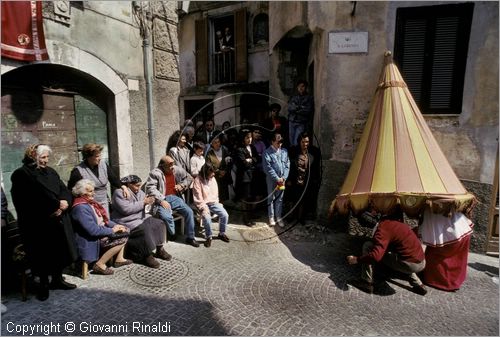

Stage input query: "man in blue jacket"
[{"left": 263, "top": 132, "right": 290, "bottom": 227}]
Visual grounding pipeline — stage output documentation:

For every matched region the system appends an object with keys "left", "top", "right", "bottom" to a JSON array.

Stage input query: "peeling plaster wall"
[{"left": 268, "top": 1, "right": 499, "bottom": 244}]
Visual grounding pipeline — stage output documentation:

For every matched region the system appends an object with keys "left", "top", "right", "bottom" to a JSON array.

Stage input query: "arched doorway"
[
  {"left": 275, "top": 26, "right": 312, "bottom": 97},
  {"left": 1, "top": 64, "right": 112, "bottom": 214}
]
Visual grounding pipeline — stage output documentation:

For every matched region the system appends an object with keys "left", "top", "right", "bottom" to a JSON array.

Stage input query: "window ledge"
[
  {"left": 248, "top": 44, "right": 269, "bottom": 53},
  {"left": 422, "top": 114, "right": 460, "bottom": 118}
]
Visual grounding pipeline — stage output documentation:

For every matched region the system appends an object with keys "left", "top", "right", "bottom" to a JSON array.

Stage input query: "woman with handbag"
[{"left": 71, "top": 179, "right": 131, "bottom": 275}]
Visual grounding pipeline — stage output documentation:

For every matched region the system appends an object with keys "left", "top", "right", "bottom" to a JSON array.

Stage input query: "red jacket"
[{"left": 358, "top": 220, "right": 424, "bottom": 264}]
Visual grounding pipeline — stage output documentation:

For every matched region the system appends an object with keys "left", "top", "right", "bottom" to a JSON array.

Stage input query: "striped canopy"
[{"left": 330, "top": 52, "right": 476, "bottom": 218}]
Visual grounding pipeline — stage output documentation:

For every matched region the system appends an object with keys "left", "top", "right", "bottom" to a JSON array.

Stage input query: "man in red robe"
[{"left": 346, "top": 208, "right": 428, "bottom": 295}]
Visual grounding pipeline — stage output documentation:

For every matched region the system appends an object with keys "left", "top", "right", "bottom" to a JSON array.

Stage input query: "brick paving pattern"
[{"left": 1, "top": 221, "right": 498, "bottom": 336}]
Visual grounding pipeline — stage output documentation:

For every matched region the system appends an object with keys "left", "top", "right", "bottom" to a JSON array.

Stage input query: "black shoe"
[
  {"left": 50, "top": 278, "right": 77, "bottom": 290},
  {"left": 348, "top": 279, "right": 374, "bottom": 294},
  {"left": 412, "top": 284, "right": 428, "bottom": 296},
  {"left": 217, "top": 233, "right": 230, "bottom": 243},
  {"left": 154, "top": 247, "right": 172, "bottom": 261},
  {"left": 36, "top": 283, "right": 49, "bottom": 301},
  {"left": 245, "top": 221, "right": 256, "bottom": 227},
  {"left": 185, "top": 238, "right": 200, "bottom": 248},
  {"left": 143, "top": 255, "right": 160, "bottom": 269},
  {"left": 167, "top": 232, "right": 177, "bottom": 242},
  {"left": 204, "top": 237, "right": 212, "bottom": 248}
]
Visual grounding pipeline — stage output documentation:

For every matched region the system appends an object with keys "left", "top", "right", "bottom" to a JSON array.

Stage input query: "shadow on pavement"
[
  {"left": 1, "top": 287, "right": 229, "bottom": 336},
  {"left": 468, "top": 262, "right": 499, "bottom": 277},
  {"left": 268, "top": 220, "right": 366, "bottom": 292}
]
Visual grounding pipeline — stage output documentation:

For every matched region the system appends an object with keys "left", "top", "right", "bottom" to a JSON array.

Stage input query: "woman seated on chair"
[
  {"left": 71, "top": 179, "right": 131, "bottom": 275},
  {"left": 192, "top": 163, "right": 230, "bottom": 247},
  {"left": 111, "top": 174, "right": 171, "bottom": 267}
]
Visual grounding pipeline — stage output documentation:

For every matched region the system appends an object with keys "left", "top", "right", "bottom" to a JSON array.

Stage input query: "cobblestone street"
[{"left": 1, "top": 219, "right": 498, "bottom": 336}]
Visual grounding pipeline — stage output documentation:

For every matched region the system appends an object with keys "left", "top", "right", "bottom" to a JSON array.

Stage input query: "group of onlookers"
[
  {"left": 9, "top": 144, "right": 182, "bottom": 301},
  {"left": 3, "top": 77, "right": 473, "bottom": 303},
  {"left": 6, "top": 79, "right": 320, "bottom": 302}
]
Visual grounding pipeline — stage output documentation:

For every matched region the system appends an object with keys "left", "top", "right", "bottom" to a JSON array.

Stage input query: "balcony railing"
[{"left": 213, "top": 49, "right": 235, "bottom": 84}]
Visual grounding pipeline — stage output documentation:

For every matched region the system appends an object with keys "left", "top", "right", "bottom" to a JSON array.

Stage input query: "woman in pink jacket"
[{"left": 192, "top": 163, "right": 230, "bottom": 247}]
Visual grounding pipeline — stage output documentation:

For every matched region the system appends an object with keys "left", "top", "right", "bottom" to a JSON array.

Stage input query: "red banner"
[{"left": 1, "top": 1, "right": 49, "bottom": 61}]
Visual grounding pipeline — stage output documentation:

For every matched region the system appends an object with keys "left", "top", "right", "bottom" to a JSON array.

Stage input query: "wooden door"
[{"left": 1, "top": 90, "right": 79, "bottom": 215}]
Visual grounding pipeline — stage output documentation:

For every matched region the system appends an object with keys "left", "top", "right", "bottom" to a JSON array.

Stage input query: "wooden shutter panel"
[
  {"left": 400, "top": 18, "right": 427, "bottom": 105},
  {"left": 234, "top": 8, "right": 247, "bottom": 82},
  {"left": 195, "top": 18, "right": 208, "bottom": 86},
  {"left": 395, "top": 3, "right": 473, "bottom": 114},
  {"left": 429, "top": 16, "right": 460, "bottom": 110}
]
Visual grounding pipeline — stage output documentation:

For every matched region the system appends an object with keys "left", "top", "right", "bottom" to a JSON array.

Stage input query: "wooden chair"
[{"left": 81, "top": 261, "right": 89, "bottom": 280}]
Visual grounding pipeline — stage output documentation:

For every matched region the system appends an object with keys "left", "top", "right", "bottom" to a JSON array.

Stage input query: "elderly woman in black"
[{"left": 11, "top": 144, "right": 78, "bottom": 301}]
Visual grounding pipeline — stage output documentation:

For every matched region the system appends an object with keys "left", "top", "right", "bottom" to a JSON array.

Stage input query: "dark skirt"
[
  {"left": 20, "top": 213, "right": 78, "bottom": 276},
  {"left": 124, "top": 217, "right": 165, "bottom": 262}
]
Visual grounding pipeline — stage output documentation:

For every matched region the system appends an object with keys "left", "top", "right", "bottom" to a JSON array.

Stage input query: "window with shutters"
[
  {"left": 195, "top": 8, "right": 247, "bottom": 86},
  {"left": 212, "top": 15, "right": 236, "bottom": 83},
  {"left": 394, "top": 3, "right": 473, "bottom": 114}
]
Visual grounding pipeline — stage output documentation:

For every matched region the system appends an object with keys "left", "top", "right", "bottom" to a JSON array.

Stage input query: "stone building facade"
[
  {"left": 177, "top": 1, "right": 498, "bottom": 252},
  {"left": 1, "top": 1, "right": 180, "bottom": 212}
]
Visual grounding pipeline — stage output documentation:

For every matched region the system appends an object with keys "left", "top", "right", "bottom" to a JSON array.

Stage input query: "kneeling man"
[{"left": 346, "top": 208, "right": 427, "bottom": 295}]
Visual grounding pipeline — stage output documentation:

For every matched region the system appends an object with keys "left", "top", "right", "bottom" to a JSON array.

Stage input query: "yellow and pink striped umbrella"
[{"left": 330, "top": 52, "right": 476, "bottom": 218}]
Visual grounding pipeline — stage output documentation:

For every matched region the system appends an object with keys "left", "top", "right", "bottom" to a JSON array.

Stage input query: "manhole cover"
[{"left": 129, "top": 259, "right": 189, "bottom": 287}]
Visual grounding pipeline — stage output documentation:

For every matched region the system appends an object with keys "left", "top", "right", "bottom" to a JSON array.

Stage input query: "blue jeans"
[
  {"left": 289, "top": 121, "right": 306, "bottom": 147},
  {"left": 201, "top": 203, "right": 228, "bottom": 238},
  {"left": 266, "top": 176, "right": 284, "bottom": 221},
  {"left": 157, "top": 195, "right": 195, "bottom": 240}
]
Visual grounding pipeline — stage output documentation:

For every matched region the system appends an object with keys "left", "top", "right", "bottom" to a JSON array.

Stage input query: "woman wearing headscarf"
[
  {"left": 71, "top": 179, "right": 131, "bottom": 276},
  {"left": 11, "top": 144, "right": 78, "bottom": 301},
  {"left": 67, "top": 143, "right": 129, "bottom": 214},
  {"left": 111, "top": 174, "right": 171, "bottom": 266}
]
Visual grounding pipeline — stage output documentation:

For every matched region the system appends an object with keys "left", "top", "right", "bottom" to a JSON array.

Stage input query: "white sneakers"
[{"left": 269, "top": 218, "right": 285, "bottom": 227}]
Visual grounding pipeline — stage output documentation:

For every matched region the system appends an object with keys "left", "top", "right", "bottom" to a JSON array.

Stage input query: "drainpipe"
[{"left": 142, "top": 3, "right": 155, "bottom": 169}]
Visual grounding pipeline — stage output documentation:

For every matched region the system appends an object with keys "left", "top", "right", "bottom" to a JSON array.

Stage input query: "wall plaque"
[{"left": 328, "top": 32, "right": 368, "bottom": 54}]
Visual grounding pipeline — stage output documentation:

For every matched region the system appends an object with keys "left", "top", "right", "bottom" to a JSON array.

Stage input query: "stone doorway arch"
[{"left": 1, "top": 42, "right": 133, "bottom": 176}]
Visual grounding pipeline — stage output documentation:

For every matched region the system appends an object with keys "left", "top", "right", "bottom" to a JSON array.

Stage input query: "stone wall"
[
  {"left": 463, "top": 180, "right": 494, "bottom": 254},
  {"left": 39, "top": 1, "right": 180, "bottom": 179}
]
